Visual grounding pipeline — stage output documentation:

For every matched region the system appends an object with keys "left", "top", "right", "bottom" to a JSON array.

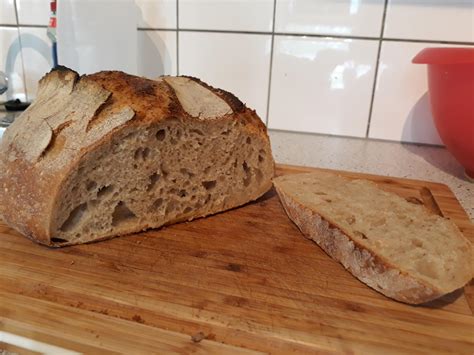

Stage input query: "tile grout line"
[
  {"left": 176, "top": 0, "right": 180, "bottom": 76},
  {"left": 144, "top": 27, "right": 474, "bottom": 46},
  {"left": 365, "top": 0, "right": 389, "bottom": 138},
  {"left": 1, "top": 24, "right": 473, "bottom": 46},
  {"left": 0, "top": 23, "right": 47, "bottom": 28},
  {"left": 12, "top": 0, "right": 29, "bottom": 101},
  {"left": 265, "top": 0, "right": 277, "bottom": 127}
]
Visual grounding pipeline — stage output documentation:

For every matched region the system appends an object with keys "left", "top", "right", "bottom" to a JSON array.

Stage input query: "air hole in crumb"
[
  {"left": 246, "top": 137, "right": 251, "bottom": 144},
  {"left": 416, "top": 259, "right": 439, "bottom": 279},
  {"left": 178, "top": 189, "right": 187, "bottom": 198},
  {"left": 170, "top": 138, "right": 177, "bottom": 145},
  {"left": 166, "top": 200, "right": 177, "bottom": 213},
  {"left": 97, "top": 185, "right": 114, "bottom": 199},
  {"left": 221, "top": 129, "right": 230, "bottom": 136},
  {"left": 152, "top": 198, "right": 163, "bottom": 210},
  {"left": 156, "top": 129, "right": 166, "bottom": 141},
  {"left": 183, "top": 206, "right": 192, "bottom": 214},
  {"left": 180, "top": 168, "right": 195, "bottom": 178},
  {"left": 60, "top": 203, "right": 88, "bottom": 232},
  {"left": 242, "top": 162, "right": 251, "bottom": 187},
  {"left": 190, "top": 129, "right": 204, "bottom": 136},
  {"left": 112, "top": 201, "right": 137, "bottom": 226},
  {"left": 86, "top": 180, "right": 97, "bottom": 191},
  {"left": 134, "top": 148, "right": 141, "bottom": 160},
  {"left": 143, "top": 148, "right": 150, "bottom": 159},
  {"left": 346, "top": 216, "right": 356, "bottom": 225},
  {"left": 160, "top": 163, "right": 169, "bottom": 178},
  {"left": 202, "top": 180, "right": 216, "bottom": 190},
  {"left": 255, "top": 169, "right": 263, "bottom": 183},
  {"left": 412, "top": 239, "right": 423, "bottom": 247},
  {"left": 147, "top": 173, "right": 161, "bottom": 191},
  {"left": 204, "top": 166, "right": 211, "bottom": 174},
  {"left": 134, "top": 147, "right": 150, "bottom": 161}
]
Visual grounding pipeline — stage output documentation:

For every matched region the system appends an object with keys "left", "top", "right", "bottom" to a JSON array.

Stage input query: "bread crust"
[
  {"left": 274, "top": 184, "right": 458, "bottom": 304},
  {"left": 0, "top": 67, "right": 273, "bottom": 246}
]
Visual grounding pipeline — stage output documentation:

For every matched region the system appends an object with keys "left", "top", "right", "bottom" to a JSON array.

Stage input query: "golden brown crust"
[{"left": 0, "top": 67, "right": 272, "bottom": 246}]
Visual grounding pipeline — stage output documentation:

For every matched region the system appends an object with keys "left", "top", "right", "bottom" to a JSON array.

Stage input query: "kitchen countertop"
[{"left": 269, "top": 130, "right": 473, "bottom": 221}]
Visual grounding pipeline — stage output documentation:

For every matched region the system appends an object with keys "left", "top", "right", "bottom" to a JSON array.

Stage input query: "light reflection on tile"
[
  {"left": 179, "top": 32, "right": 271, "bottom": 120},
  {"left": 275, "top": 0, "right": 384, "bottom": 37},
  {"left": 268, "top": 36, "right": 378, "bottom": 137}
]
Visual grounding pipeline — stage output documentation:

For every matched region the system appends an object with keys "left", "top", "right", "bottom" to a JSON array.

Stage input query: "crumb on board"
[
  {"left": 132, "top": 314, "right": 145, "bottom": 324},
  {"left": 70, "top": 260, "right": 75, "bottom": 265},
  {"left": 191, "top": 332, "right": 206, "bottom": 343}
]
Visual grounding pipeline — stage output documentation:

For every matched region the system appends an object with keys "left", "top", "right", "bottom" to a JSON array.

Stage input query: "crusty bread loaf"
[
  {"left": 0, "top": 67, "right": 274, "bottom": 246},
  {"left": 273, "top": 172, "right": 472, "bottom": 304}
]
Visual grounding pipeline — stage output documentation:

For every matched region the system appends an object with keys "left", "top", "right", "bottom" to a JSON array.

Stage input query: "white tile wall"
[
  {"left": 275, "top": 0, "right": 384, "bottom": 37},
  {"left": 16, "top": 0, "right": 50, "bottom": 25},
  {"left": 369, "top": 41, "right": 459, "bottom": 145},
  {"left": 0, "top": 0, "right": 17, "bottom": 25},
  {"left": 0, "top": 27, "right": 26, "bottom": 100},
  {"left": 269, "top": 36, "right": 378, "bottom": 137},
  {"left": 385, "top": 0, "right": 474, "bottom": 43},
  {"left": 138, "top": 30, "right": 177, "bottom": 78},
  {"left": 135, "top": 0, "right": 176, "bottom": 29},
  {"left": 180, "top": 0, "right": 274, "bottom": 32},
  {"left": 2, "top": 0, "right": 473, "bottom": 145},
  {"left": 18, "top": 27, "right": 52, "bottom": 100},
  {"left": 179, "top": 32, "right": 271, "bottom": 119}
]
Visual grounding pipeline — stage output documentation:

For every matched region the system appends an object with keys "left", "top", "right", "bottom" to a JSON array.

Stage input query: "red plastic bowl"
[{"left": 413, "top": 48, "right": 474, "bottom": 179}]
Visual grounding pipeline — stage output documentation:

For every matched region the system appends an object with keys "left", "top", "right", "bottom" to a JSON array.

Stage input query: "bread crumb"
[
  {"left": 191, "top": 331, "right": 205, "bottom": 343},
  {"left": 132, "top": 314, "right": 144, "bottom": 324},
  {"left": 70, "top": 260, "right": 75, "bottom": 265}
]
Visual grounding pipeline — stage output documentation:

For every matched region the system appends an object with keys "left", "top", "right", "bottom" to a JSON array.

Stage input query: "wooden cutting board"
[{"left": 0, "top": 164, "right": 473, "bottom": 354}]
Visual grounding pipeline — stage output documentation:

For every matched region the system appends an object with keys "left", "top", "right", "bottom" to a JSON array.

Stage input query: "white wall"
[{"left": 1, "top": 0, "right": 473, "bottom": 144}]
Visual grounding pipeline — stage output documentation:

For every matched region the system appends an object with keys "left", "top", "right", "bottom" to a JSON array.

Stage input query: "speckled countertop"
[{"left": 269, "top": 130, "right": 473, "bottom": 221}]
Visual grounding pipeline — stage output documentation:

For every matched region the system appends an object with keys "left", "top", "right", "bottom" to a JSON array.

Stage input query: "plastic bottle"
[{"left": 47, "top": 0, "right": 58, "bottom": 67}]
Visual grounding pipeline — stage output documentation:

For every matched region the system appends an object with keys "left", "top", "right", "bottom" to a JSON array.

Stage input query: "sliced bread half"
[
  {"left": 0, "top": 67, "right": 274, "bottom": 246},
  {"left": 273, "top": 171, "right": 472, "bottom": 304}
]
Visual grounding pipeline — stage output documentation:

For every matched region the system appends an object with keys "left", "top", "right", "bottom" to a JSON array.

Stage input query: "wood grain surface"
[{"left": 0, "top": 164, "right": 473, "bottom": 354}]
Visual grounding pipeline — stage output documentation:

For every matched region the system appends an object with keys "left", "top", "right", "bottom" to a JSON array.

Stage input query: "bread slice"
[
  {"left": 0, "top": 67, "right": 274, "bottom": 246},
  {"left": 273, "top": 172, "right": 472, "bottom": 304}
]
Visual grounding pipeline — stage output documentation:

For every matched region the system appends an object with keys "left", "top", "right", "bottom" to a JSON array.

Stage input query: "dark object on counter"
[
  {"left": 413, "top": 48, "right": 474, "bottom": 180},
  {"left": 4, "top": 99, "right": 30, "bottom": 111}
]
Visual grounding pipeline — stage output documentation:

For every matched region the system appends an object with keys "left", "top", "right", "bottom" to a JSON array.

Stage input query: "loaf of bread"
[
  {"left": 273, "top": 172, "right": 472, "bottom": 304},
  {"left": 0, "top": 67, "right": 274, "bottom": 246}
]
